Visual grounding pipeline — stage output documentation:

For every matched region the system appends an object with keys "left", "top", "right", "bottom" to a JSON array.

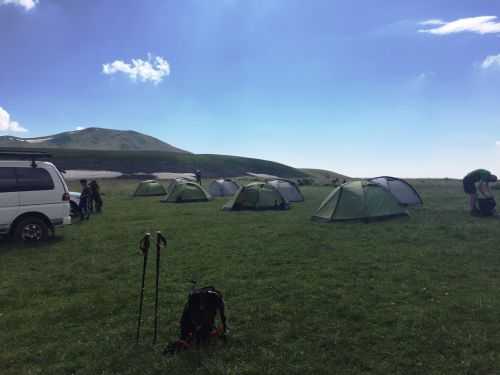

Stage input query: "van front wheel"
[{"left": 14, "top": 217, "right": 49, "bottom": 242}]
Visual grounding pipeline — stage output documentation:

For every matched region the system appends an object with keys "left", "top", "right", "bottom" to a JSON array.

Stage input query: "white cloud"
[
  {"left": 419, "top": 19, "right": 445, "bottom": 26},
  {"left": 481, "top": 54, "right": 500, "bottom": 69},
  {"left": 419, "top": 16, "right": 500, "bottom": 35},
  {"left": 1, "top": 0, "right": 39, "bottom": 11},
  {"left": 76, "top": 126, "right": 86, "bottom": 131},
  {"left": 496, "top": 141, "right": 500, "bottom": 147},
  {"left": 102, "top": 54, "right": 170, "bottom": 84},
  {"left": 0, "top": 107, "right": 28, "bottom": 133}
]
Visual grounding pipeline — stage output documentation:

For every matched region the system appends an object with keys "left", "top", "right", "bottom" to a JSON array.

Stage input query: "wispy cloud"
[
  {"left": 419, "top": 16, "right": 500, "bottom": 35},
  {"left": 1, "top": 0, "right": 38, "bottom": 11},
  {"left": 496, "top": 141, "right": 500, "bottom": 147},
  {"left": 481, "top": 54, "right": 500, "bottom": 69},
  {"left": 0, "top": 107, "right": 28, "bottom": 133},
  {"left": 102, "top": 54, "right": 170, "bottom": 85},
  {"left": 419, "top": 19, "right": 445, "bottom": 26},
  {"left": 76, "top": 126, "right": 86, "bottom": 131}
]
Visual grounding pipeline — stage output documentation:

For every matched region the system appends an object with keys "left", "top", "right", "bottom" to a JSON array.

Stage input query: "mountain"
[
  {"left": 300, "top": 168, "right": 351, "bottom": 184},
  {"left": 0, "top": 148, "right": 305, "bottom": 178},
  {"left": 0, "top": 127, "right": 189, "bottom": 153},
  {"left": 0, "top": 127, "right": 307, "bottom": 177}
]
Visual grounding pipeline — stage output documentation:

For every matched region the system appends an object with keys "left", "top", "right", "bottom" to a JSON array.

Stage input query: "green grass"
[{"left": 2, "top": 179, "right": 500, "bottom": 374}]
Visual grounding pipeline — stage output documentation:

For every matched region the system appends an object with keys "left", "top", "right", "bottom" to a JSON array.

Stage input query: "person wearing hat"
[{"left": 463, "top": 169, "right": 497, "bottom": 214}]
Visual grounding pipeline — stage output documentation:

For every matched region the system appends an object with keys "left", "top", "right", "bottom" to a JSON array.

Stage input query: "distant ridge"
[
  {"left": 0, "top": 147, "right": 307, "bottom": 178},
  {"left": 0, "top": 127, "right": 189, "bottom": 153},
  {"left": 300, "top": 168, "right": 351, "bottom": 183}
]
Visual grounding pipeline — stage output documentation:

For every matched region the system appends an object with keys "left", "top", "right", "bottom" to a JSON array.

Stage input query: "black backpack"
[
  {"left": 478, "top": 197, "right": 496, "bottom": 216},
  {"left": 164, "top": 287, "right": 227, "bottom": 354}
]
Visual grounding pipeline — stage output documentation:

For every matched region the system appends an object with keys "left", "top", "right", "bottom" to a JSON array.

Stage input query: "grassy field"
[{"left": 2, "top": 179, "right": 500, "bottom": 374}]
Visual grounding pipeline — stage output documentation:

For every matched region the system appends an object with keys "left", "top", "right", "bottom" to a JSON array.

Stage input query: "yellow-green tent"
[
  {"left": 312, "top": 180, "right": 408, "bottom": 222},
  {"left": 223, "top": 182, "right": 289, "bottom": 211}
]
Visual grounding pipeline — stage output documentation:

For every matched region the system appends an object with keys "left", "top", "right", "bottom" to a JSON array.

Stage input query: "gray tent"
[
  {"left": 208, "top": 179, "right": 240, "bottom": 197},
  {"left": 268, "top": 179, "right": 304, "bottom": 202},
  {"left": 369, "top": 176, "right": 422, "bottom": 206}
]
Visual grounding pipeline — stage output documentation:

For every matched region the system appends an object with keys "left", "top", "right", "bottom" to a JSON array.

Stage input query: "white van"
[{"left": 0, "top": 154, "right": 71, "bottom": 242}]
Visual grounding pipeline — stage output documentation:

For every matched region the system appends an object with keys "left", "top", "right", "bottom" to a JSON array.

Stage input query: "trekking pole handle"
[
  {"left": 139, "top": 233, "right": 151, "bottom": 255},
  {"left": 156, "top": 231, "right": 167, "bottom": 249}
]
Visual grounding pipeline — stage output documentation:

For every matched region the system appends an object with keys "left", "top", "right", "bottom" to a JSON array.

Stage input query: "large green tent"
[
  {"left": 223, "top": 182, "right": 289, "bottom": 211},
  {"left": 312, "top": 180, "right": 408, "bottom": 222},
  {"left": 133, "top": 180, "right": 167, "bottom": 197},
  {"left": 161, "top": 180, "right": 212, "bottom": 203}
]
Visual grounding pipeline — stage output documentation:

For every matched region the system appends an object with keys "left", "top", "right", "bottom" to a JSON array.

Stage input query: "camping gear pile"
[
  {"left": 163, "top": 286, "right": 227, "bottom": 355},
  {"left": 477, "top": 197, "right": 496, "bottom": 216}
]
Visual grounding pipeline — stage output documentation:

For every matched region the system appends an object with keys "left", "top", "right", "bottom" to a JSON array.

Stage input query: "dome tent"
[
  {"left": 161, "top": 180, "right": 212, "bottom": 203},
  {"left": 312, "top": 180, "right": 408, "bottom": 222},
  {"left": 268, "top": 179, "right": 304, "bottom": 202},
  {"left": 223, "top": 182, "right": 289, "bottom": 211},
  {"left": 369, "top": 176, "right": 423, "bottom": 206},
  {"left": 208, "top": 179, "right": 240, "bottom": 197},
  {"left": 133, "top": 180, "right": 167, "bottom": 197}
]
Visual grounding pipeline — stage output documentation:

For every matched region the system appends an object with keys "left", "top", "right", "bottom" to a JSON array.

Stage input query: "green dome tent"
[
  {"left": 369, "top": 176, "right": 423, "bottom": 206},
  {"left": 312, "top": 180, "right": 408, "bottom": 222},
  {"left": 208, "top": 178, "right": 240, "bottom": 197},
  {"left": 161, "top": 180, "right": 212, "bottom": 203},
  {"left": 268, "top": 179, "right": 304, "bottom": 202},
  {"left": 223, "top": 182, "right": 289, "bottom": 211},
  {"left": 133, "top": 180, "right": 167, "bottom": 197}
]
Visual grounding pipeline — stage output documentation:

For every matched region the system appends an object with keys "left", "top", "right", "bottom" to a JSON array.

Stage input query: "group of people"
[
  {"left": 79, "top": 179, "right": 103, "bottom": 220},
  {"left": 463, "top": 169, "right": 498, "bottom": 216}
]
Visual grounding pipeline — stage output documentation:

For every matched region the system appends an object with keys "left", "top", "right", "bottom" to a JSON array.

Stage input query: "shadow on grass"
[{"left": 0, "top": 235, "right": 65, "bottom": 254}]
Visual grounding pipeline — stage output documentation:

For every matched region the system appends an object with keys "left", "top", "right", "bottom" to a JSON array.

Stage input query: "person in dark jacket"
[
  {"left": 195, "top": 170, "right": 202, "bottom": 185},
  {"left": 79, "top": 179, "right": 91, "bottom": 220},
  {"left": 463, "top": 169, "right": 497, "bottom": 214},
  {"left": 89, "top": 180, "right": 103, "bottom": 213}
]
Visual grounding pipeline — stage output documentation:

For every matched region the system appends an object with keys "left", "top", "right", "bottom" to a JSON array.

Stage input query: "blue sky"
[{"left": 1, "top": 0, "right": 500, "bottom": 177}]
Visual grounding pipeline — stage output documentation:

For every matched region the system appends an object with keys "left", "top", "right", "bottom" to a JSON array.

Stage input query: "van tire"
[{"left": 14, "top": 217, "right": 49, "bottom": 242}]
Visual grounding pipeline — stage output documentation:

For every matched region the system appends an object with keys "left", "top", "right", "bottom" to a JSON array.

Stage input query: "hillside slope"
[
  {"left": 300, "top": 168, "right": 351, "bottom": 184},
  {"left": 0, "top": 127, "right": 189, "bottom": 153},
  {"left": 0, "top": 148, "right": 307, "bottom": 178}
]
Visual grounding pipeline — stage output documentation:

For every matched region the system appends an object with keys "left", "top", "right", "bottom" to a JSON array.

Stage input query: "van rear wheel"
[{"left": 14, "top": 217, "right": 49, "bottom": 242}]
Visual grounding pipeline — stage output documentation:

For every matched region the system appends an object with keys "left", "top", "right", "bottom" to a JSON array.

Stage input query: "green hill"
[
  {"left": 0, "top": 127, "right": 188, "bottom": 153},
  {"left": 300, "top": 168, "right": 351, "bottom": 184},
  {"left": 0, "top": 148, "right": 307, "bottom": 178}
]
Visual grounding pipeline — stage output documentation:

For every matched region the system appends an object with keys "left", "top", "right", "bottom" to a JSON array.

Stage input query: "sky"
[{"left": 1, "top": 0, "right": 500, "bottom": 178}]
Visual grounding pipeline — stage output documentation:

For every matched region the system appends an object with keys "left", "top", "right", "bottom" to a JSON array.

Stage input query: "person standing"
[
  {"left": 195, "top": 169, "right": 202, "bottom": 185},
  {"left": 89, "top": 180, "right": 103, "bottom": 213},
  {"left": 462, "top": 169, "right": 497, "bottom": 214},
  {"left": 79, "top": 179, "right": 91, "bottom": 220}
]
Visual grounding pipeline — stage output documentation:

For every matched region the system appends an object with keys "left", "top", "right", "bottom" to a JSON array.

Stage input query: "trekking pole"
[
  {"left": 153, "top": 231, "right": 167, "bottom": 345},
  {"left": 136, "top": 233, "right": 151, "bottom": 344}
]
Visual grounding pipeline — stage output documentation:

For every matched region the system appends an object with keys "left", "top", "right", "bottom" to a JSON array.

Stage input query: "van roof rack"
[{"left": 0, "top": 150, "right": 52, "bottom": 167}]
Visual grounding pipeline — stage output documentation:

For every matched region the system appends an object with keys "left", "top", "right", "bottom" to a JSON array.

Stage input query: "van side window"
[
  {"left": 16, "top": 168, "right": 55, "bottom": 191},
  {"left": 0, "top": 167, "right": 17, "bottom": 193}
]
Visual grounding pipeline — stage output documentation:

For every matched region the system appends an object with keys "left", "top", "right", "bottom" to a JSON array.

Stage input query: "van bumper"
[{"left": 51, "top": 216, "right": 71, "bottom": 227}]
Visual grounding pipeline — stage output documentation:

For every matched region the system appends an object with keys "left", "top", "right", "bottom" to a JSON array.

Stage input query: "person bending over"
[{"left": 463, "top": 169, "right": 497, "bottom": 214}]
